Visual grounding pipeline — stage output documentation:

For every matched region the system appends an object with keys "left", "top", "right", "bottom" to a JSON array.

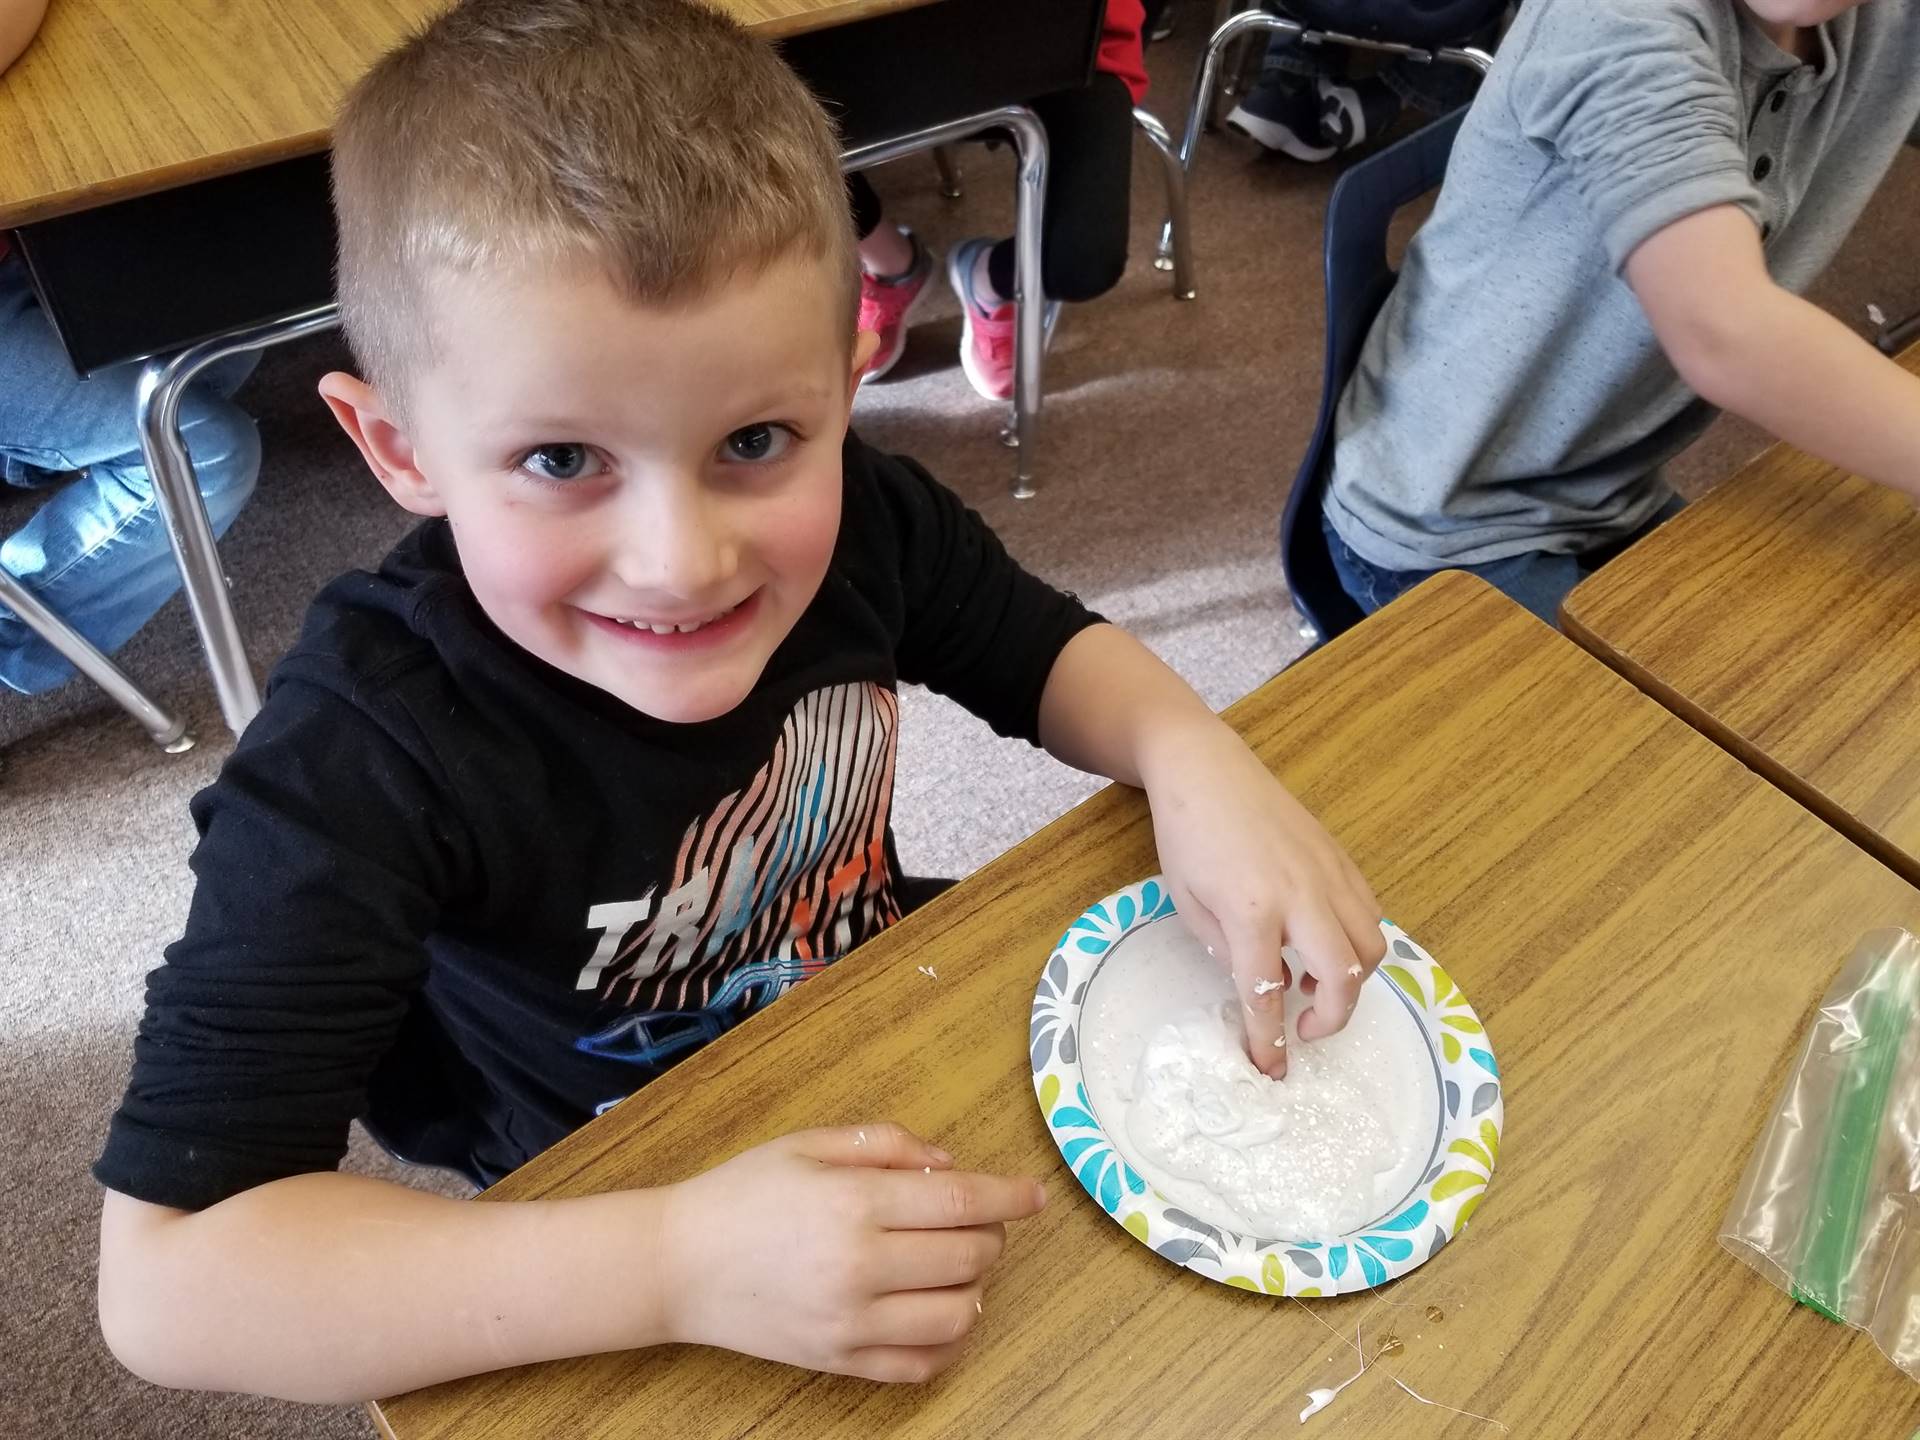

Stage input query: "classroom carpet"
[{"left": 4, "top": 9, "right": 1917, "bottom": 1435}]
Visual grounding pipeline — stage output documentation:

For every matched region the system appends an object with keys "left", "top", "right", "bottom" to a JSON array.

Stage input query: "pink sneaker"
[
  {"left": 857, "top": 233, "right": 931, "bottom": 383},
  {"left": 947, "top": 237, "right": 1015, "bottom": 401}
]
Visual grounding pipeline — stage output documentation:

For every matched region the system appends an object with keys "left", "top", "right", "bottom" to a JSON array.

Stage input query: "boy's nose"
[{"left": 612, "top": 491, "right": 739, "bottom": 600}]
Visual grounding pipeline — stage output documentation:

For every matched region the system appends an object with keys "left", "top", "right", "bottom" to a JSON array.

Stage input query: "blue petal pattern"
[
  {"left": 1372, "top": 1201, "right": 1429, "bottom": 1232},
  {"left": 1360, "top": 1235, "right": 1413, "bottom": 1262}
]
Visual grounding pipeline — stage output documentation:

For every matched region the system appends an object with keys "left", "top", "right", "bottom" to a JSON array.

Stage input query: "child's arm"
[
  {"left": 100, "top": 1124, "right": 1044, "bottom": 1401},
  {"left": 0, "top": 0, "right": 48, "bottom": 72},
  {"left": 1627, "top": 204, "right": 1920, "bottom": 502},
  {"left": 1037, "top": 624, "right": 1385, "bottom": 1078}
]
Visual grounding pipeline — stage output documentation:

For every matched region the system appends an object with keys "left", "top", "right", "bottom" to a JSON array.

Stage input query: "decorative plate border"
[{"left": 1030, "top": 875, "right": 1501, "bottom": 1296}]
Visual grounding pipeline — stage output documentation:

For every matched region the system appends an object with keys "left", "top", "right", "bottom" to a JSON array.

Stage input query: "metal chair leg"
[
  {"left": 1171, "top": 13, "right": 1494, "bottom": 268},
  {"left": 843, "top": 105, "right": 1051, "bottom": 500},
  {"left": 933, "top": 145, "right": 964, "bottom": 199},
  {"left": 135, "top": 304, "right": 340, "bottom": 737},
  {"left": 0, "top": 566, "right": 193, "bottom": 751},
  {"left": 1178, "top": 12, "right": 1307, "bottom": 200},
  {"left": 1136, "top": 107, "right": 1196, "bottom": 299},
  {"left": 1207, "top": 0, "right": 1261, "bottom": 129}
]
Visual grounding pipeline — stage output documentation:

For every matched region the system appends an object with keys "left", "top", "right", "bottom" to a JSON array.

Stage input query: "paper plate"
[{"left": 1030, "top": 875, "right": 1501, "bottom": 1296}]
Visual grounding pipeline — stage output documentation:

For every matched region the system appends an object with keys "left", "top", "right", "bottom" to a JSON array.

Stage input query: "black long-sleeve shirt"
[{"left": 94, "top": 436, "right": 1100, "bottom": 1209}]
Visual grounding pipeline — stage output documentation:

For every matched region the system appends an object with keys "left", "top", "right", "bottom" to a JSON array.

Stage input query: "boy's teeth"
[{"left": 616, "top": 602, "right": 735, "bottom": 634}]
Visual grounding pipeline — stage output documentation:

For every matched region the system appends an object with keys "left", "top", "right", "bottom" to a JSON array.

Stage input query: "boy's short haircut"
[{"left": 330, "top": 0, "right": 858, "bottom": 413}]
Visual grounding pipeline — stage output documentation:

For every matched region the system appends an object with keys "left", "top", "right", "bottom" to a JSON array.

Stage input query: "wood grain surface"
[
  {"left": 0, "top": 0, "right": 937, "bottom": 225},
  {"left": 372, "top": 573, "right": 1920, "bottom": 1440},
  {"left": 1563, "top": 346, "right": 1920, "bottom": 889}
]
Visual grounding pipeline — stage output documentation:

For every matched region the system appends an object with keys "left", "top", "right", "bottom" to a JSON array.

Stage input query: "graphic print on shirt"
[{"left": 573, "top": 682, "right": 902, "bottom": 1077}]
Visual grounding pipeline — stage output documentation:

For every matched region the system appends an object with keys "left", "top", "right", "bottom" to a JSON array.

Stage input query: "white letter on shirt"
[{"left": 575, "top": 894, "right": 656, "bottom": 991}]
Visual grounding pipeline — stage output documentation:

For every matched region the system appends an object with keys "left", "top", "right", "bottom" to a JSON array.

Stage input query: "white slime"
[{"left": 1080, "top": 918, "right": 1439, "bottom": 1238}]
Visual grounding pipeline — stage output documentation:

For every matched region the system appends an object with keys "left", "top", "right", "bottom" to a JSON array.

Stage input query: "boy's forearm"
[
  {"left": 1697, "top": 286, "right": 1920, "bottom": 501},
  {"left": 99, "top": 1172, "right": 677, "bottom": 1404},
  {"left": 1036, "top": 624, "right": 1226, "bottom": 789},
  {"left": 1629, "top": 204, "right": 1920, "bottom": 502}
]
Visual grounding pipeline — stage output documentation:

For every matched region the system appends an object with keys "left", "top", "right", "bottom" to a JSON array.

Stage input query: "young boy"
[
  {"left": 1321, "top": 0, "right": 1920, "bottom": 624},
  {"left": 93, "top": 0, "right": 1385, "bottom": 1404}
]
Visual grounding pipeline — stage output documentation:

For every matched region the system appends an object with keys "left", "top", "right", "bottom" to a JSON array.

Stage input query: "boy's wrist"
[
  {"left": 1134, "top": 707, "right": 1236, "bottom": 792},
  {"left": 641, "top": 1182, "right": 692, "bottom": 1347}
]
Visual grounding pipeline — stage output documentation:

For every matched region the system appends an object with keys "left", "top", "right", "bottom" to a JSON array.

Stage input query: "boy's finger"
[
  {"left": 841, "top": 1338, "right": 969, "bottom": 1384},
  {"left": 1222, "top": 909, "right": 1290, "bottom": 1078},
  {"left": 868, "top": 1169, "right": 1048, "bottom": 1230},
  {"left": 1172, "top": 884, "right": 1229, "bottom": 960},
  {"left": 789, "top": 1122, "right": 952, "bottom": 1172},
  {"left": 855, "top": 1281, "right": 986, "bottom": 1349},
  {"left": 1329, "top": 870, "right": 1388, "bottom": 972},
  {"left": 870, "top": 1224, "right": 1007, "bottom": 1291},
  {"left": 1289, "top": 899, "right": 1366, "bottom": 1043},
  {"left": 1345, "top": 860, "right": 1386, "bottom": 938},
  {"left": 1183, "top": 892, "right": 1291, "bottom": 992}
]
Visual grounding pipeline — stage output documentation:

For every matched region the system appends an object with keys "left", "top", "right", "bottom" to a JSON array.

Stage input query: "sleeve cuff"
[{"left": 1603, "top": 163, "right": 1764, "bottom": 273}]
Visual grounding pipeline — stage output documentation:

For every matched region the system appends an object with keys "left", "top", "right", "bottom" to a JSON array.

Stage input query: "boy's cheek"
[
  {"left": 766, "top": 468, "right": 844, "bottom": 582},
  {"left": 449, "top": 511, "right": 597, "bottom": 606}
]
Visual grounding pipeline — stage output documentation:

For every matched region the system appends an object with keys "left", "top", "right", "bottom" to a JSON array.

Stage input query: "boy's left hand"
[{"left": 1140, "top": 719, "right": 1385, "bottom": 1079}]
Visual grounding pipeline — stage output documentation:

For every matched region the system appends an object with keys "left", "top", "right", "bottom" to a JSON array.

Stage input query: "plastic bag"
[{"left": 1721, "top": 929, "right": 1920, "bottom": 1382}]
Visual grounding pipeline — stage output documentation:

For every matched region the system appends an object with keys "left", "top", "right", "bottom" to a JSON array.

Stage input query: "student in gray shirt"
[{"left": 1322, "top": 0, "right": 1920, "bottom": 624}]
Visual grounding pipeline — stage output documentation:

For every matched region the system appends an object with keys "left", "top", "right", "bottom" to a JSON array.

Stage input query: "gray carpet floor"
[{"left": 5, "top": 9, "right": 1917, "bottom": 1434}]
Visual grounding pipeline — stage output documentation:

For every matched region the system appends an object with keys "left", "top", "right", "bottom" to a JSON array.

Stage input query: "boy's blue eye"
[
  {"left": 724, "top": 423, "right": 794, "bottom": 464},
  {"left": 521, "top": 443, "right": 598, "bottom": 482}
]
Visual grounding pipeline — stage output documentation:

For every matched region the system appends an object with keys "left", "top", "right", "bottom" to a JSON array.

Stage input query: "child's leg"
[
  {"left": 0, "top": 259, "right": 261, "bottom": 695},
  {"left": 946, "top": 73, "right": 1133, "bottom": 400},
  {"left": 848, "top": 172, "right": 915, "bottom": 277},
  {"left": 1226, "top": 8, "right": 1348, "bottom": 159},
  {"left": 1379, "top": 14, "right": 1499, "bottom": 118},
  {"left": 845, "top": 173, "right": 932, "bottom": 383},
  {"left": 990, "top": 73, "right": 1134, "bottom": 306},
  {"left": 1320, "top": 510, "right": 1583, "bottom": 626}
]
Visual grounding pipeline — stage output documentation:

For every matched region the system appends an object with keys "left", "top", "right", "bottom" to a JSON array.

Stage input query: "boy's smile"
[{"left": 322, "top": 252, "right": 874, "bottom": 724}]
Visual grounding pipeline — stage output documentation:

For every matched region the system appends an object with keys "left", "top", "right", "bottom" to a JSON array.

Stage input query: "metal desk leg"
[
  {"left": 1136, "top": 107, "right": 1196, "bottom": 299},
  {"left": 1002, "top": 106, "right": 1049, "bottom": 499},
  {"left": 134, "top": 304, "right": 340, "bottom": 737},
  {"left": 0, "top": 566, "right": 193, "bottom": 751},
  {"left": 843, "top": 105, "right": 1050, "bottom": 499},
  {"left": 933, "top": 146, "right": 964, "bottom": 199}
]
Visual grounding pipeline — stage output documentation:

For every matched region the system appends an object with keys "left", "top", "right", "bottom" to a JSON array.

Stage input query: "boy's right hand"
[{"left": 656, "top": 1124, "right": 1047, "bottom": 1382}]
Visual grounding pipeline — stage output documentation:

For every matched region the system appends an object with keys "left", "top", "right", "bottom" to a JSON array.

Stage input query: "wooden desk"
[
  {"left": 1563, "top": 346, "right": 1920, "bottom": 890},
  {"left": 373, "top": 574, "right": 1920, "bottom": 1440},
  {"left": 0, "top": 0, "right": 939, "bottom": 227},
  {"left": 7, "top": 0, "right": 1096, "bottom": 375}
]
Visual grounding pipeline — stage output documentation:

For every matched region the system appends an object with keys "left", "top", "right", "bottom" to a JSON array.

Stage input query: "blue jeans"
[
  {"left": 0, "top": 256, "right": 260, "bottom": 695},
  {"left": 1322, "top": 495, "right": 1689, "bottom": 627}
]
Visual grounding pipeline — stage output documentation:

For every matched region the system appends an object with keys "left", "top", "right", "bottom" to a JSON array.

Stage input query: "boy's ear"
[
  {"left": 846, "top": 330, "right": 881, "bottom": 402},
  {"left": 316, "top": 372, "right": 447, "bottom": 518}
]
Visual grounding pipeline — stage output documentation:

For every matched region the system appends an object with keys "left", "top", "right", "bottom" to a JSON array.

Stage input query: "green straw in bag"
[{"left": 1790, "top": 949, "right": 1918, "bottom": 1323}]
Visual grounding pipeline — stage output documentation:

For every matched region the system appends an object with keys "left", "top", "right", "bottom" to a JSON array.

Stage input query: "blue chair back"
[{"left": 1281, "top": 106, "right": 1466, "bottom": 645}]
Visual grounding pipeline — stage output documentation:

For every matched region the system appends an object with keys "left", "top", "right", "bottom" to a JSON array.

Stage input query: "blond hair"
[{"left": 331, "top": 0, "right": 857, "bottom": 412}]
